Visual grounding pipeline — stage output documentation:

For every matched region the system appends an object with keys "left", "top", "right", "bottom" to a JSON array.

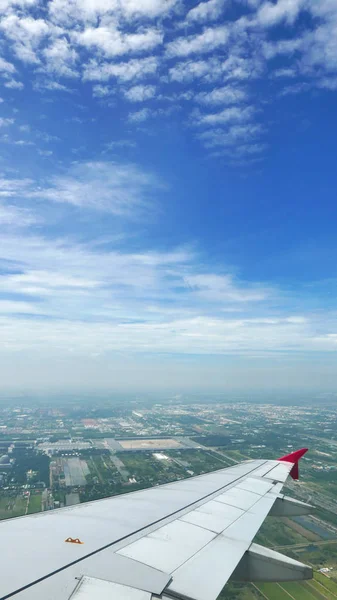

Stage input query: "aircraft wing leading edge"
[{"left": 0, "top": 449, "right": 312, "bottom": 600}]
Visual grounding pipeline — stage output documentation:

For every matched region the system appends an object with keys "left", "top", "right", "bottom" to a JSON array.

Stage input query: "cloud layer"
[
  {"left": 0, "top": 0, "right": 337, "bottom": 163},
  {"left": 0, "top": 0, "right": 336, "bottom": 391}
]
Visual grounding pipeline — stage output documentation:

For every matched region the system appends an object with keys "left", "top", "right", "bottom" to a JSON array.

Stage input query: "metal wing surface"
[{"left": 0, "top": 451, "right": 313, "bottom": 600}]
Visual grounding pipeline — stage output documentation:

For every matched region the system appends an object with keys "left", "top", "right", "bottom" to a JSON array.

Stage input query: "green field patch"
[
  {"left": 314, "top": 573, "right": 337, "bottom": 596},
  {"left": 218, "top": 582, "right": 263, "bottom": 600},
  {"left": 0, "top": 494, "right": 27, "bottom": 520},
  {"left": 295, "top": 543, "right": 337, "bottom": 569},
  {"left": 256, "top": 583, "right": 291, "bottom": 600},
  {"left": 27, "top": 493, "right": 42, "bottom": 514},
  {"left": 255, "top": 518, "right": 309, "bottom": 547},
  {"left": 307, "top": 579, "right": 337, "bottom": 600},
  {"left": 281, "top": 581, "right": 318, "bottom": 600}
]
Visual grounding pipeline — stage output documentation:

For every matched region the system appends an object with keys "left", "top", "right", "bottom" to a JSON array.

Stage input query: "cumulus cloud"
[
  {"left": 75, "top": 26, "right": 163, "bottom": 58},
  {"left": 169, "top": 55, "right": 263, "bottom": 83},
  {"left": 92, "top": 84, "right": 112, "bottom": 97},
  {"left": 194, "top": 85, "right": 247, "bottom": 105},
  {"left": 42, "top": 37, "right": 78, "bottom": 77},
  {"left": 256, "top": 0, "right": 304, "bottom": 27},
  {"left": 83, "top": 56, "right": 158, "bottom": 82},
  {"left": 48, "top": 0, "right": 179, "bottom": 25},
  {"left": 34, "top": 80, "right": 72, "bottom": 92},
  {"left": 0, "top": 56, "right": 16, "bottom": 73},
  {"left": 124, "top": 84, "right": 156, "bottom": 101},
  {"left": 184, "top": 0, "right": 227, "bottom": 25},
  {"left": 0, "top": 117, "right": 14, "bottom": 127},
  {"left": 166, "top": 25, "right": 229, "bottom": 58},
  {"left": 0, "top": 15, "right": 52, "bottom": 64},
  {"left": 128, "top": 107, "right": 152, "bottom": 122},
  {"left": 4, "top": 79, "right": 24, "bottom": 89},
  {"left": 199, "top": 123, "right": 264, "bottom": 147},
  {"left": 193, "top": 105, "right": 255, "bottom": 126}
]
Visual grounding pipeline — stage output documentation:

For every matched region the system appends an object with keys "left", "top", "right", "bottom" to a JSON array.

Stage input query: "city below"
[{"left": 1, "top": 397, "right": 337, "bottom": 600}]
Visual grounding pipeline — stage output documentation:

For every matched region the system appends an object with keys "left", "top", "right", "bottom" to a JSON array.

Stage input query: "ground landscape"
[{"left": 1, "top": 397, "right": 337, "bottom": 599}]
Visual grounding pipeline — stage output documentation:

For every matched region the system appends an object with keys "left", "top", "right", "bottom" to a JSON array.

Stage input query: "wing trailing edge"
[
  {"left": 230, "top": 543, "right": 313, "bottom": 583},
  {"left": 268, "top": 495, "right": 314, "bottom": 517}
]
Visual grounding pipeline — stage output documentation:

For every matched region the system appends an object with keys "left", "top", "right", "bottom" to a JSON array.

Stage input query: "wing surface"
[{"left": 0, "top": 454, "right": 311, "bottom": 600}]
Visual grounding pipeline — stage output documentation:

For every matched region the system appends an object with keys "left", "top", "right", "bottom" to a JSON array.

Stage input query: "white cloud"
[
  {"left": 34, "top": 80, "right": 72, "bottom": 92},
  {"left": 0, "top": 203, "right": 37, "bottom": 226},
  {"left": 105, "top": 139, "right": 136, "bottom": 150},
  {"left": 42, "top": 37, "right": 78, "bottom": 77},
  {"left": 0, "top": 0, "right": 37, "bottom": 12},
  {"left": 184, "top": 0, "right": 227, "bottom": 25},
  {"left": 29, "top": 160, "right": 160, "bottom": 215},
  {"left": 169, "top": 55, "right": 263, "bottom": 83},
  {"left": 195, "top": 85, "right": 247, "bottom": 105},
  {"left": 279, "top": 81, "right": 311, "bottom": 95},
  {"left": 92, "top": 84, "right": 112, "bottom": 97},
  {"left": 272, "top": 67, "right": 297, "bottom": 77},
  {"left": 193, "top": 105, "right": 255, "bottom": 126},
  {"left": 222, "top": 55, "right": 264, "bottom": 81},
  {"left": 0, "top": 117, "right": 14, "bottom": 127},
  {"left": 318, "top": 77, "right": 337, "bottom": 90},
  {"left": 0, "top": 220, "right": 335, "bottom": 365},
  {"left": 48, "top": 0, "right": 179, "bottom": 25},
  {"left": 263, "top": 38, "right": 303, "bottom": 59},
  {"left": 83, "top": 56, "right": 158, "bottom": 82},
  {"left": 0, "top": 56, "right": 16, "bottom": 73},
  {"left": 4, "top": 79, "right": 24, "bottom": 89},
  {"left": 184, "top": 273, "right": 268, "bottom": 302},
  {"left": 124, "top": 84, "right": 156, "bottom": 102},
  {"left": 38, "top": 149, "right": 53, "bottom": 156},
  {"left": 256, "top": 0, "right": 304, "bottom": 27},
  {"left": 169, "top": 58, "right": 224, "bottom": 82},
  {"left": 14, "top": 139, "right": 34, "bottom": 146},
  {"left": 75, "top": 26, "right": 163, "bottom": 58},
  {"left": 166, "top": 25, "right": 229, "bottom": 57},
  {"left": 199, "top": 123, "right": 264, "bottom": 147},
  {"left": 119, "top": 0, "right": 179, "bottom": 18},
  {"left": 128, "top": 108, "right": 152, "bottom": 122},
  {"left": 0, "top": 15, "right": 52, "bottom": 64},
  {"left": 0, "top": 177, "right": 32, "bottom": 196}
]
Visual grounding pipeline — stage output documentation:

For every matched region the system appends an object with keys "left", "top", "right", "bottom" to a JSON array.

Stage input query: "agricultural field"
[
  {"left": 27, "top": 493, "right": 42, "bottom": 514},
  {"left": 218, "top": 573, "right": 337, "bottom": 600},
  {"left": 86, "top": 454, "right": 120, "bottom": 484},
  {"left": 0, "top": 493, "right": 28, "bottom": 520},
  {"left": 119, "top": 438, "right": 183, "bottom": 450},
  {"left": 254, "top": 573, "right": 337, "bottom": 600},
  {"left": 255, "top": 516, "right": 313, "bottom": 547},
  {"left": 165, "top": 449, "right": 233, "bottom": 475},
  {"left": 116, "top": 451, "right": 187, "bottom": 484},
  {"left": 63, "top": 457, "right": 90, "bottom": 486}
]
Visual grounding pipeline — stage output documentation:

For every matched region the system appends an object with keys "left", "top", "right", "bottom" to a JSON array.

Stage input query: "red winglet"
[{"left": 278, "top": 448, "right": 308, "bottom": 480}]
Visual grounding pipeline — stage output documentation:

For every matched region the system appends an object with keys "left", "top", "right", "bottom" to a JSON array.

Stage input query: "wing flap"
[
  {"left": 117, "top": 520, "right": 216, "bottom": 572},
  {"left": 70, "top": 577, "right": 152, "bottom": 600},
  {"left": 231, "top": 543, "right": 313, "bottom": 582},
  {"left": 166, "top": 485, "right": 283, "bottom": 600}
]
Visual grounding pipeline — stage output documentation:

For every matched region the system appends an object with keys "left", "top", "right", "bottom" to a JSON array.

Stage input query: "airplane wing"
[{"left": 0, "top": 448, "right": 313, "bottom": 600}]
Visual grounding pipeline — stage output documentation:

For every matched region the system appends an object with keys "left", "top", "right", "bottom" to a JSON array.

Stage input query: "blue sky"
[{"left": 1, "top": 0, "right": 337, "bottom": 393}]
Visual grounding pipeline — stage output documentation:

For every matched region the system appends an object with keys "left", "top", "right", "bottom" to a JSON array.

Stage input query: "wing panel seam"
[{"left": 2, "top": 461, "right": 268, "bottom": 600}]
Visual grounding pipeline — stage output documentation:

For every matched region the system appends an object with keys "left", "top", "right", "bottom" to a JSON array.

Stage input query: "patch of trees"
[
  {"left": 11, "top": 448, "right": 50, "bottom": 486},
  {"left": 193, "top": 435, "right": 231, "bottom": 447}
]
